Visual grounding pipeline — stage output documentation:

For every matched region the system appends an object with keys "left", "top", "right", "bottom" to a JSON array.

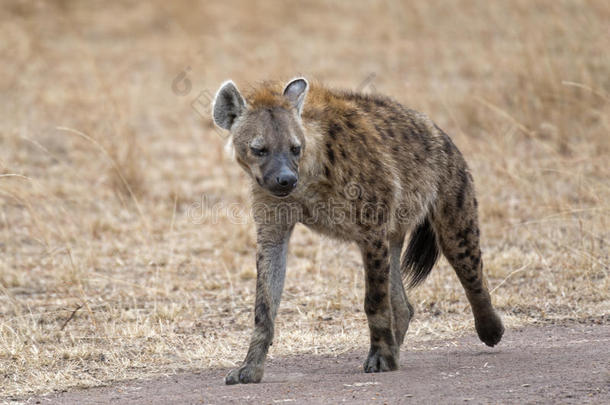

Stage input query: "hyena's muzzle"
[{"left": 257, "top": 153, "right": 298, "bottom": 197}]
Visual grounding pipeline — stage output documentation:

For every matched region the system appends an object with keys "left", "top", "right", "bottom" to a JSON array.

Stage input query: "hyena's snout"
[{"left": 262, "top": 157, "right": 298, "bottom": 197}]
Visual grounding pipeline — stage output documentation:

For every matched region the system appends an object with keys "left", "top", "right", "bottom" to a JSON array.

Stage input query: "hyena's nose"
[{"left": 276, "top": 171, "right": 297, "bottom": 189}]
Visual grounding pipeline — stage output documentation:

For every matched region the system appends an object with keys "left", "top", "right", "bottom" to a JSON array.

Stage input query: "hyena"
[{"left": 212, "top": 78, "right": 504, "bottom": 385}]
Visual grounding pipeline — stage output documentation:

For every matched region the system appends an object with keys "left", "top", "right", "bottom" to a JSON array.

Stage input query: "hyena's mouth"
[
  {"left": 267, "top": 183, "right": 297, "bottom": 198},
  {"left": 270, "top": 189, "right": 293, "bottom": 198},
  {"left": 256, "top": 177, "right": 297, "bottom": 198}
]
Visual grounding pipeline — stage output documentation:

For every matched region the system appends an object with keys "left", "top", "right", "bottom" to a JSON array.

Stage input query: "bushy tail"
[{"left": 402, "top": 217, "right": 440, "bottom": 288}]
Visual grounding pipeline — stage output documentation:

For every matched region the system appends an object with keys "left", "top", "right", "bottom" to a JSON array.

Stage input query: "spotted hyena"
[{"left": 212, "top": 78, "right": 504, "bottom": 384}]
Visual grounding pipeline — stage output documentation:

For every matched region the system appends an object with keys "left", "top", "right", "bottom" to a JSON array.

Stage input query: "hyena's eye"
[
  {"left": 291, "top": 145, "right": 301, "bottom": 156},
  {"left": 250, "top": 146, "right": 268, "bottom": 157}
]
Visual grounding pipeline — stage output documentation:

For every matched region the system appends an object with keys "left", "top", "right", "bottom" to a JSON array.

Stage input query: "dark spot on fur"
[
  {"left": 344, "top": 109, "right": 358, "bottom": 119},
  {"left": 465, "top": 274, "right": 478, "bottom": 284},
  {"left": 373, "top": 98, "right": 388, "bottom": 108},
  {"left": 379, "top": 246, "right": 388, "bottom": 257},
  {"left": 366, "top": 272, "right": 389, "bottom": 286},
  {"left": 370, "top": 326, "right": 394, "bottom": 345},
  {"left": 457, "top": 227, "right": 473, "bottom": 241},
  {"left": 457, "top": 251, "right": 469, "bottom": 260},
  {"left": 374, "top": 239, "right": 383, "bottom": 249},
  {"left": 368, "top": 273, "right": 387, "bottom": 285},
  {"left": 254, "top": 302, "right": 268, "bottom": 325},
  {"left": 372, "top": 291, "right": 386, "bottom": 303},
  {"left": 373, "top": 259, "right": 381, "bottom": 269},
  {"left": 436, "top": 125, "right": 455, "bottom": 156},
  {"left": 324, "top": 165, "right": 331, "bottom": 178},
  {"left": 326, "top": 143, "right": 335, "bottom": 164},
  {"left": 364, "top": 296, "right": 377, "bottom": 315},
  {"left": 456, "top": 168, "right": 469, "bottom": 209},
  {"left": 443, "top": 203, "right": 451, "bottom": 217},
  {"left": 444, "top": 139, "right": 454, "bottom": 156},
  {"left": 328, "top": 121, "right": 341, "bottom": 139},
  {"left": 364, "top": 306, "right": 377, "bottom": 316}
]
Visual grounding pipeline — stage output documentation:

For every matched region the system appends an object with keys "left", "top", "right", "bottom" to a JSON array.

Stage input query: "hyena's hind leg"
[
  {"left": 389, "top": 235, "right": 413, "bottom": 347},
  {"left": 432, "top": 174, "right": 504, "bottom": 346}
]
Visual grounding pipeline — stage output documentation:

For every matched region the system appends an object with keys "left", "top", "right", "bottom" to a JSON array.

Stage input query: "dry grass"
[{"left": 0, "top": 0, "right": 608, "bottom": 399}]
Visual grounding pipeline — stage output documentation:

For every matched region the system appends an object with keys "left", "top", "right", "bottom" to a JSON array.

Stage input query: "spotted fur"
[{"left": 213, "top": 78, "right": 504, "bottom": 385}]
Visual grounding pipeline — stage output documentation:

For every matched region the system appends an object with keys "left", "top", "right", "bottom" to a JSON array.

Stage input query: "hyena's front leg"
[
  {"left": 225, "top": 224, "right": 293, "bottom": 385},
  {"left": 360, "top": 236, "right": 399, "bottom": 373}
]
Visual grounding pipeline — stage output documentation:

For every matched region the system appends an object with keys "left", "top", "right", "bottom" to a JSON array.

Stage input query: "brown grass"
[{"left": 0, "top": 0, "right": 608, "bottom": 399}]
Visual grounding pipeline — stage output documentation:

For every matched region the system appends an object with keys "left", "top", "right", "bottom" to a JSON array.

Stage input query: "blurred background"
[{"left": 0, "top": 0, "right": 608, "bottom": 398}]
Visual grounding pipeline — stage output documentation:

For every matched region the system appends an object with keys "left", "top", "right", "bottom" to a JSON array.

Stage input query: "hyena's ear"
[
  {"left": 213, "top": 80, "right": 246, "bottom": 130},
  {"left": 283, "top": 77, "right": 309, "bottom": 115}
]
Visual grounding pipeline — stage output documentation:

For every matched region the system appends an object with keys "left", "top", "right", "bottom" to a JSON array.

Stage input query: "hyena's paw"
[
  {"left": 363, "top": 347, "right": 399, "bottom": 373},
  {"left": 475, "top": 311, "right": 504, "bottom": 347},
  {"left": 225, "top": 364, "right": 264, "bottom": 385}
]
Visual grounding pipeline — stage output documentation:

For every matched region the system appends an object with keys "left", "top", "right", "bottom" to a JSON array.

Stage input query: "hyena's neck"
[{"left": 299, "top": 119, "right": 327, "bottom": 181}]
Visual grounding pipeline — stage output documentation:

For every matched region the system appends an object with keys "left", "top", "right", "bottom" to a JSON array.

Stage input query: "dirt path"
[{"left": 32, "top": 323, "right": 609, "bottom": 404}]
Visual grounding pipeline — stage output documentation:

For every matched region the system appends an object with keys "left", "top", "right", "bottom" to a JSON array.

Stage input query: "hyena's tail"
[{"left": 402, "top": 216, "right": 440, "bottom": 288}]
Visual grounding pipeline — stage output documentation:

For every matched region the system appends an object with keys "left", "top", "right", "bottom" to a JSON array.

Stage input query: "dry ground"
[
  {"left": 34, "top": 323, "right": 610, "bottom": 404},
  {"left": 0, "top": 0, "right": 608, "bottom": 400}
]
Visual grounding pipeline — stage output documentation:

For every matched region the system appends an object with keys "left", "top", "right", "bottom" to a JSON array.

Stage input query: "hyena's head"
[{"left": 212, "top": 78, "right": 308, "bottom": 198}]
